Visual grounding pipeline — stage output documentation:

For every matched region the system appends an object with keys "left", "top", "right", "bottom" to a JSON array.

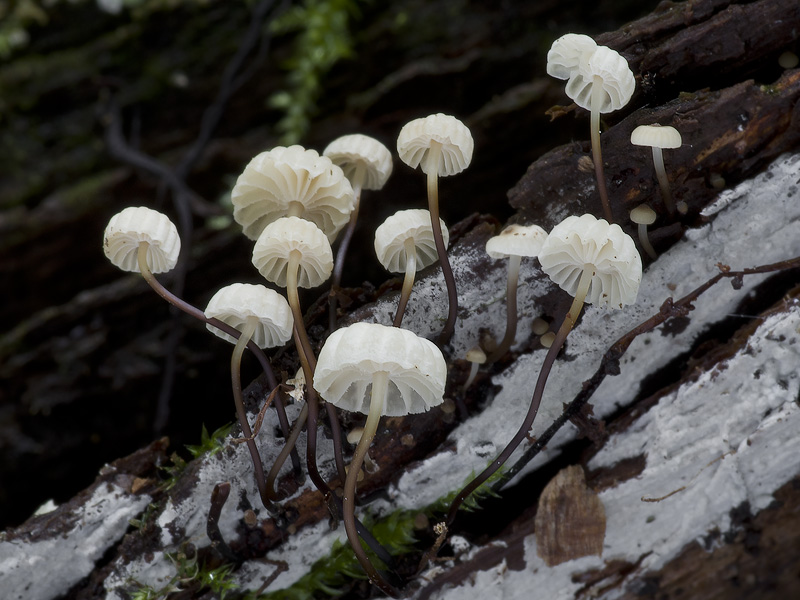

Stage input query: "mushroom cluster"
[
  {"left": 547, "top": 34, "right": 635, "bottom": 222},
  {"left": 448, "top": 214, "right": 641, "bottom": 523},
  {"left": 101, "top": 43, "right": 686, "bottom": 592},
  {"left": 397, "top": 113, "right": 474, "bottom": 344}
]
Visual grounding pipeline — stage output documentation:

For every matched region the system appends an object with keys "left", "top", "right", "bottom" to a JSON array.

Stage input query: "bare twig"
[{"left": 496, "top": 255, "right": 800, "bottom": 491}]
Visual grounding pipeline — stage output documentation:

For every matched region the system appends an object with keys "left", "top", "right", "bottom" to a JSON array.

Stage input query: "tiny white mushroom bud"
[{"left": 630, "top": 204, "right": 658, "bottom": 260}]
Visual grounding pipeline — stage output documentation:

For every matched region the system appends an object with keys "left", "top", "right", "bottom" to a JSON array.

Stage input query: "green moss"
[
  {"left": 128, "top": 545, "right": 239, "bottom": 600},
  {"left": 251, "top": 468, "right": 505, "bottom": 599},
  {"left": 186, "top": 422, "right": 234, "bottom": 458},
  {"left": 268, "top": 0, "right": 363, "bottom": 144}
]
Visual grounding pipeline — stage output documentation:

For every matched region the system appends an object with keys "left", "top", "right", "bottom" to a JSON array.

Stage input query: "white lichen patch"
[
  {"left": 594, "top": 303, "right": 800, "bottom": 574},
  {"left": 362, "top": 233, "right": 550, "bottom": 361},
  {"left": 0, "top": 481, "right": 151, "bottom": 600},
  {"left": 240, "top": 520, "right": 347, "bottom": 593},
  {"left": 388, "top": 151, "right": 800, "bottom": 511},
  {"left": 102, "top": 399, "right": 342, "bottom": 598},
  {"left": 103, "top": 550, "right": 175, "bottom": 600},
  {"left": 404, "top": 299, "right": 800, "bottom": 600}
]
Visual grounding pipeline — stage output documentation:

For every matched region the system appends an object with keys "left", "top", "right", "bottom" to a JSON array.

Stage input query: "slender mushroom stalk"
[
  {"left": 630, "top": 204, "right": 658, "bottom": 259},
  {"left": 315, "top": 323, "right": 447, "bottom": 596},
  {"left": 484, "top": 224, "right": 548, "bottom": 362},
  {"left": 462, "top": 346, "right": 487, "bottom": 392},
  {"left": 630, "top": 124, "right": 683, "bottom": 215},
  {"left": 231, "top": 145, "right": 356, "bottom": 483},
  {"left": 447, "top": 214, "right": 641, "bottom": 525},
  {"left": 547, "top": 35, "right": 635, "bottom": 223},
  {"left": 374, "top": 209, "right": 448, "bottom": 327},
  {"left": 204, "top": 283, "right": 293, "bottom": 511},
  {"left": 252, "top": 216, "right": 338, "bottom": 493},
  {"left": 103, "top": 207, "right": 297, "bottom": 468},
  {"left": 323, "top": 134, "right": 393, "bottom": 330},
  {"left": 397, "top": 114, "right": 474, "bottom": 345}
]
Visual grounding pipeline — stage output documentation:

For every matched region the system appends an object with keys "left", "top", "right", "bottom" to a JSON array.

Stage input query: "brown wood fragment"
[{"left": 535, "top": 465, "right": 606, "bottom": 567}]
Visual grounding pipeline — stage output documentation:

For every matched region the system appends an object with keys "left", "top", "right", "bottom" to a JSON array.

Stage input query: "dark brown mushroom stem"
[
  {"left": 341, "top": 372, "right": 401, "bottom": 598},
  {"left": 265, "top": 402, "right": 308, "bottom": 499},
  {"left": 329, "top": 164, "right": 365, "bottom": 331},
  {"left": 261, "top": 395, "right": 394, "bottom": 572},
  {"left": 446, "top": 267, "right": 593, "bottom": 525},
  {"left": 229, "top": 317, "right": 275, "bottom": 511},
  {"left": 285, "top": 254, "right": 348, "bottom": 487},
  {"left": 425, "top": 142, "right": 459, "bottom": 346},
  {"left": 136, "top": 242, "right": 300, "bottom": 473}
]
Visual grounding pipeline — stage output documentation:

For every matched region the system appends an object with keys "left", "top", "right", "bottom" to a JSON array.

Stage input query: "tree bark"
[{"left": 2, "top": 1, "right": 800, "bottom": 599}]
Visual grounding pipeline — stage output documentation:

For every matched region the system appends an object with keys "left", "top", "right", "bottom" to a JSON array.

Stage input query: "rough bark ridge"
[{"left": 1, "top": 0, "right": 800, "bottom": 599}]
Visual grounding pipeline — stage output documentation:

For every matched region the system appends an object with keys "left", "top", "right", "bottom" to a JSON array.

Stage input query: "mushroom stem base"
[
  {"left": 447, "top": 267, "right": 592, "bottom": 525},
  {"left": 342, "top": 371, "right": 397, "bottom": 596},
  {"left": 230, "top": 317, "right": 273, "bottom": 511}
]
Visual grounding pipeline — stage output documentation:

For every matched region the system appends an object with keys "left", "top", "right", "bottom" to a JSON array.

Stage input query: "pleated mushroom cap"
[
  {"left": 631, "top": 125, "right": 682, "bottom": 149},
  {"left": 538, "top": 214, "right": 642, "bottom": 308},
  {"left": 231, "top": 145, "right": 355, "bottom": 242},
  {"left": 374, "top": 209, "right": 448, "bottom": 273},
  {"left": 485, "top": 224, "right": 548, "bottom": 260},
  {"left": 546, "top": 33, "right": 598, "bottom": 80},
  {"left": 563, "top": 45, "right": 635, "bottom": 113},
  {"left": 252, "top": 216, "right": 333, "bottom": 288},
  {"left": 323, "top": 134, "right": 393, "bottom": 191},
  {"left": 314, "top": 322, "right": 447, "bottom": 417},
  {"left": 103, "top": 206, "right": 181, "bottom": 274},
  {"left": 397, "top": 114, "right": 473, "bottom": 176},
  {"left": 204, "top": 283, "right": 293, "bottom": 349}
]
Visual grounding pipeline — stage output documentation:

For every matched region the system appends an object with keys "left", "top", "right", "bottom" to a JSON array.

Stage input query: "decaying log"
[{"left": 2, "top": 0, "right": 800, "bottom": 599}]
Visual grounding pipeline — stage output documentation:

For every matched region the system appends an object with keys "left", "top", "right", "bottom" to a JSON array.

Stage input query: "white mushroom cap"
[
  {"left": 465, "top": 346, "right": 487, "bottom": 364},
  {"left": 251, "top": 216, "right": 333, "bottom": 288},
  {"left": 204, "top": 283, "right": 293, "bottom": 349},
  {"left": 546, "top": 33, "right": 598, "bottom": 80},
  {"left": 374, "top": 209, "right": 448, "bottom": 273},
  {"left": 563, "top": 45, "right": 635, "bottom": 113},
  {"left": 630, "top": 124, "right": 682, "bottom": 149},
  {"left": 103, "top": 206, "right": 180, "bottom": 273},
  {"left": 231, "top": 145, "right": 355, "bottom": 242},
  {"left": 323, "top": 134, "right": 393, "bottom": 191},
  {"left": 538, "top": 214, "right": 642, "bottom": 308},
  {"left": 485, "top": 224, "right": 548, "bottom": 259},
  {"left": 397, "top": 114, "right": 474, "bottom": 176},
  {"left": 630, "top": 204, "right": 657, "bottom": 226},
  {"left": 314, "top": 322, "right": 447, "bottom": 416}
]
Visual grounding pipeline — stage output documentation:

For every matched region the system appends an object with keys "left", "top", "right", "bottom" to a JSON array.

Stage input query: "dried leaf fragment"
[{"left": 535, "top": 465, "right": 606, "bottom": 566}]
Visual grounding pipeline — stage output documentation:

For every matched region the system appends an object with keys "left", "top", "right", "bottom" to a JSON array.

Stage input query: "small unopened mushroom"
[
  {"left": 630, "top": 204, "right": 657, "bottom": 259},
  {"left": 204, "top": 283, "right": 293, "bottom": 509},
  {"left": 374, "top": 208, "right": 448, "bottom": 327},
  {"left": 779, "top": 51, "right": 799, "bottom": 69},
  {"left": 462, "top": 345, "right": 487, "bottom": 392},
  {"left": 484, "top": 224, "right": 548, "bottom": 362},
  {"left": 231, "top": 145, "right": 354, "bottom": 242},
  {"left": 630, "top": 124, "right": 682, "bottom": 215},
  {"left": 323, "top": 134, "right": 393, "bottom": 330},
  {"left": 547, "top": 36, "right": 635, "bottom": 222},
  {"left": 397, "top": 113, "right": 473, "bottom": 344},
  {"left": 316, "top": 322, "right": 446, "bottom": 591},
  {"left": 448, "top": 214, "right": 641, "bottom": 525}
]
